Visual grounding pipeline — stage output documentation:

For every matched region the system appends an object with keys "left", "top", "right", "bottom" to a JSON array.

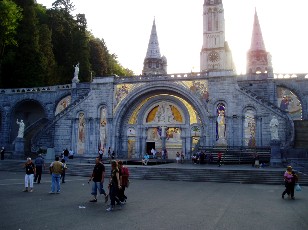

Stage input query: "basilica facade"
[{"left": 0, "top": 0, "right": 307, "bottom": 159}]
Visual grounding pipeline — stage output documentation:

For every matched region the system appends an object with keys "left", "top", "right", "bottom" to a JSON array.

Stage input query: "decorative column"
[
  {"left": 141, "top": 127, "right": 147, "bottom": 156},
  {"left": 160, "top": 126, "right": 167, "bottom": 151},
  {"left": 106, "top": 118, "right": 113, "bottom": 151}
]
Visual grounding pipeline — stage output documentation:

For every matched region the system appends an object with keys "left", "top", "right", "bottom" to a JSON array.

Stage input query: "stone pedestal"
[
  {"left": 270, "top": 140, "right": 282, "bottom": 167},
  {"left": 14, "top": 138, "right": 25, "bottom": 158},
  {"left": 216, "top": 138, "right": 227, "bottom": 147},
  {"left": 45, "top": 148, "right": 55, "bottom": 161}
]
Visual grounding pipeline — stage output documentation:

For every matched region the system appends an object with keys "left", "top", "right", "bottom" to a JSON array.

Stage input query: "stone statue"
[
  {"left": 270, "top": 116, "right": 279, "bottom": 140},
  {"left": 217, "top": 110, "right": 225, "bottom": 139},
  {"left": 16, "top": 119, "right": 25, "bottom": 138},
  {"left": 72, "top": 63, "right": 80, "bottom": 83}
]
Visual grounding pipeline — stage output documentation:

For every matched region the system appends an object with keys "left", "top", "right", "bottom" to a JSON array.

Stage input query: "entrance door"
[{"left": 146, "top": 142, "right": 155, "bottom": 157}]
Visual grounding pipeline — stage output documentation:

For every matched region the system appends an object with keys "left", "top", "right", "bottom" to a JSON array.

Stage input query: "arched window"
[{"left": 244, "top": 109, "right": 256, "bottom": 147}]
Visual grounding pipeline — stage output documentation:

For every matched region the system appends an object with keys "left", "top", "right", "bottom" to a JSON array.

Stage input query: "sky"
[{"left": 37, "top": 0, "right": 308, "bottom": 75}]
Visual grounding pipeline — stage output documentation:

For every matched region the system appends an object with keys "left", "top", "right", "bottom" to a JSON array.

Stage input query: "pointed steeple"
[
  {"left": 246, "top": 8, "right": 273, "bottom": 75},
  {"left": 142, "top": 19, "right": 167, "bottom": 76},
  {"left": 145, "top": 19, "right": 161, "bottom": 59},
  {"left": 204, "top": 0, "right": 222, "bottom": 6},
  {"left": 249, "top": 9, "right": 266, "bottom": 51}
]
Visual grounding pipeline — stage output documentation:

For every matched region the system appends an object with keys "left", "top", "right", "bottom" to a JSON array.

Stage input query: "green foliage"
[
  {"left": 0, "top": 0, "right": 23, "bottom": 53},
  {"left": 0, "top": 0, "right": 134, "bottom": 88}
]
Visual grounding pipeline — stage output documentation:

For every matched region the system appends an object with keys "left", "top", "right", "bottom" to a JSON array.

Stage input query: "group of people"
[
  {"left": 89, "top": 157, "right": 130, "bottom": 211},
  {"left": 192, "top": 151, "right": 215, "bottom": 165},
  {"left": 175, "top": 151, "right": 185, "bottom": 164},
  {"left": 22, "top": 153, "right": 130, "bottom": 212},
  {"left": 61, "top": 148, "right": 74, "bottom": 160},
  {"left": 23, "top": 154, "right": 67, "bottom": 193},
  {"left": 98, "top": 147, "right": 116, "bottom": 161}
]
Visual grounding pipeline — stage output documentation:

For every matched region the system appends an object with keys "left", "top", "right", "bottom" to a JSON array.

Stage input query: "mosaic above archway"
[
  {"left": 277, "top": 86, "right": 302, "bottom": 120},
  {"left": 128, "top": 95, "right": 198, "bottom": 125},
  {"left": 55, "top": 95, "right": 71, "bottom": 115}
]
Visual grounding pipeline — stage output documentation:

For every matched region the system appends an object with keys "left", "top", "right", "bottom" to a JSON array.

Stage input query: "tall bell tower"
[{"left": 200, "top": 0, "right": 234, "bottom": 72}]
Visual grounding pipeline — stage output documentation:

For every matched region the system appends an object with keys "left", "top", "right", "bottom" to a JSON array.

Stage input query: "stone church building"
[{"left": 0, "top": 0, "right": 307, "bottom": 160}]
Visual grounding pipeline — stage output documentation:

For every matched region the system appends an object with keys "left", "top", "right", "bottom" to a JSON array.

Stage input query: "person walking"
[
  {"left": 180, "top": 151, "right": 185, "bottom": 164},
  {"left": 88, "top": 157, "right": 108, "bottom": 203},
  {"left": 217, "top": 152, "right": 222, "bottom": 167},
  {"left": 34, "top": 154, "right": 45, "bottom": 184},
  {"left": 106, "top": 160, "right": 122, "bottom": 211},
  {"left": 49, "top": 156, "right": 63, "bottom": 194},
  {"left": 118, "top": 160, "right": 129, "bottom": 203},
  {"left": 98, "top": 148, "right": 103, "bottom": 160},
  {"left": 176, "top": 152, "right": 180, "bottom": 163},
  {"left": 23, "top": 158, "right": 36, "bottom": 192},
  {"left": 282, "top": 166, "right": 296, "bottom": 199},
  {"left": 0, "top": 147, "right": 5, "bottom": 160},
  {"left": 61, "top": 159, "right": 68, "bottom": 183}
]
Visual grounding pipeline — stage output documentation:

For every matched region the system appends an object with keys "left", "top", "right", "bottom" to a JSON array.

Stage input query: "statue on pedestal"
[
  {"left": 72, "top": 63, "right": 80, "bottom": 83},
  {"left": 16, "top": 119, "right": 25, "bottom": 138}
]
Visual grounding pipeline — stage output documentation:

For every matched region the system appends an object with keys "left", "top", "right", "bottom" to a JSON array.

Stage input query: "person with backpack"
[{"left": 118, "top": 160, "right": 129, "bottom": 203}]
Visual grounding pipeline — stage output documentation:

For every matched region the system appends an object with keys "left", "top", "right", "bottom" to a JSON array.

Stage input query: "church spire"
[
  {"left": 142, "top": 19, "right": 167, "bottom": 76},
  {"left": 145, "top": 19, "right": 161, "bottom": 59},
  {"left": 246, "top": 8, "right": 273, "bottom": 75},
  {"left": 249, "top": 9, "right": 266, "bottom": 51}
]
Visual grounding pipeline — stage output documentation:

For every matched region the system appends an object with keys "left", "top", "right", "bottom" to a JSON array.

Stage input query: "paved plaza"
[{"left": 0, "top": 170, "right": 307, "bottom": 230}]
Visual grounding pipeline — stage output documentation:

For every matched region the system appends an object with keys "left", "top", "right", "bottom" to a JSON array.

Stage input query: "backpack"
[{"left": 122, "top": 167, "right": 130, "bottom": 188}]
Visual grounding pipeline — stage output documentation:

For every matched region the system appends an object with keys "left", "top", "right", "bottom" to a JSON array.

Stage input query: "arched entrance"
[
  {"left": 113, "top": 83, "right": 208, "bottom": 159},
  {"left": 11, "top": 100, "right": 46, "bottom": 152}
]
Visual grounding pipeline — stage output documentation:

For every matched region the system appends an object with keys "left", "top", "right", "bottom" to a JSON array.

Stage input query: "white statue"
[
  {"left": 270, "top": 116, "right": 279, "bottom": 140},
  {"left": 72, "top": 63, "right": 80, "bottom": 83},
  {"left": 16, "top": 119, "right": 25, "bottom": 138},
  {"left": 217, "top": 110, "right": 225, "bottom": 139}
]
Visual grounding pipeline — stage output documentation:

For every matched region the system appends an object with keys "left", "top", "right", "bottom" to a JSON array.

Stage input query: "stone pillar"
[
  {"left": 14, "top": 137, "right": 25, "bottom": 158},
  {"left": 161, "top": 126, "right": 167, "bottom": 151},
  {"left": 270, "top": 140, "right": 282, "bottom": 167},
  {"left": 107, "top": 118, "right": 113, "bottom": 151}
]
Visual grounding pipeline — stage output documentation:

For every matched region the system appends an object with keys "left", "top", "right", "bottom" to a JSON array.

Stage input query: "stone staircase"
[{"left": 1, "top": 159, "right": 307, "bottom": 186}]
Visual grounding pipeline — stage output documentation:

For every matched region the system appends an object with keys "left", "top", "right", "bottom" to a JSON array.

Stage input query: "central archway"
[{"left": 113, "top": 82, "right": 209, "bottom": 159}]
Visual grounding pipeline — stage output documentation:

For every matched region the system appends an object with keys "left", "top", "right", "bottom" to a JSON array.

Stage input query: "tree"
[
  {"left": 0, "top": 0, "right": 22, "bottom": 86},
  {"left": 8, "top": 0, "right": 45, "bottom": 87},
  {"left": 0, "top": 0, "right": 22, "bottom": 59},
  {"left": 52, "top": 0, "right": 75, "bottom": 13},
  {"left": 89, "top": 37, "right": 109, "bottom": 77}
]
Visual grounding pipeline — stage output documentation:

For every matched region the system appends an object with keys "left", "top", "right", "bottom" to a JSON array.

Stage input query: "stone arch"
[
  {"left": 113, "top": 82, "right": 209, "bottom": 157},
  {"left": 9, "top": 99, "right": 47, "bottom": 142}
]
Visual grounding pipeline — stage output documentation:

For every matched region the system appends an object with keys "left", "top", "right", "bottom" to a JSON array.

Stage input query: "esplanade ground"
[{"left": 0, "top": 163, "right": 307, "bottom": 230}]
